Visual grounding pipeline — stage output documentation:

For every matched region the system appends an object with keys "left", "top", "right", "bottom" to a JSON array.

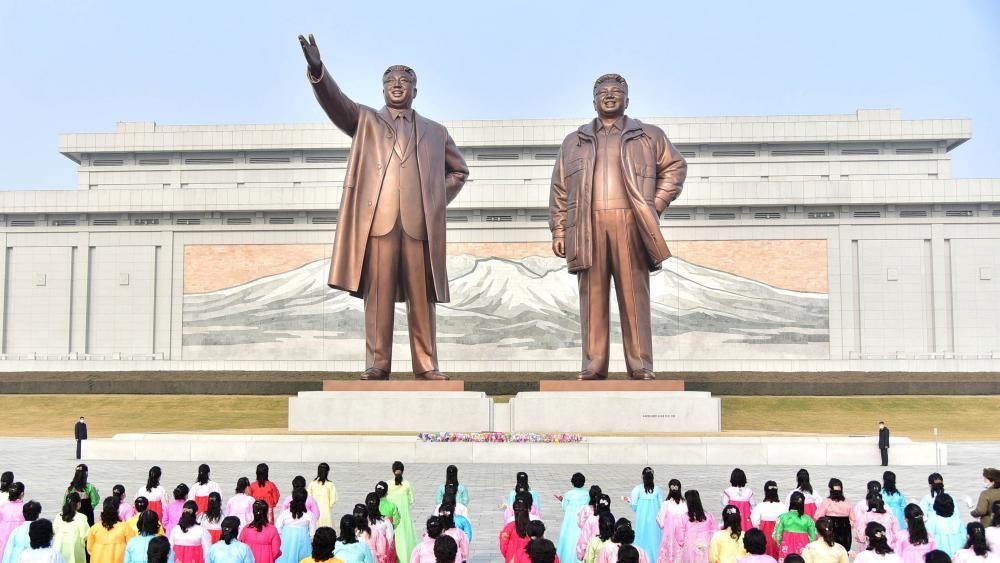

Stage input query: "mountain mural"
[{"left": 183, "top": 255, "right": 829, "bottom": 356}]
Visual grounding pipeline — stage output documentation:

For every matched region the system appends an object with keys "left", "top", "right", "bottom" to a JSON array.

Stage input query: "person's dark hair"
[
  {"left": 512, "top": 495, "right": 531, "bottom": 538},
  {"left": 571, "top": 473, "right": 586, "bottom": 488},
  {"left": 933, "top": 493, "right": 955, "bottom": 518},
  {"left": 61, "top": 492, "right": 80, "bottom": 523},
  {"left": 172, "top": 483, "right": 189, "bottom": 501},
  {"left": 588, "top": 485, "right": 603, "bottom": 511},
  {"left": 28, "top": 519, "right": 54, "bottom": 550},
  {"left": 991, "top": 501, "right": 1000, "bottom": 528},
  {"left": 249, "top": 500, "right": 269, "bottom": 532},
  {"left": 867, "top": 480, "right": 882, "bottom": 495},
  {"left": 928, "top": 473, "right": 945, "bottom": 497},
  {"left": 595, "top": 493, "right": 611, "bottom": 516},
  {"left": 730, "top": 468, "right": 747, "bottom": 488},
  {"left": 795, "top": 468, "right": 813, "bottom": 494},
  {"left": 743, "top": 528, "right": 768, "bottom": 555},
  {"left": 100, "top": 496, "right": 120, "bottom": 530},
  {"left": 865, "top": 522, "right": 894, "bottom": 555},
  {"left": 196, "top": 464, "right": 210, "bottom": 486},
  {"left": 178, "top": 500, "right": 199, "bottom": 533},
  {"left": 882, "top": 471, "right": 899, "bottom": 495},
  {"left": 437, "top": 501, "right": 456, "bottom": 531},
  {"left": 112, "top": 485, "right": 126, "bottom": 508},
  {"left": 392, "top": 461, "right": 405, "bottom": 486},
  {"left": 788, "top": 491, "right": 805, "bottom": 516},
  {"left": 22, "top": 500, "right": 42, "bottom": 521},
  {"left": 365, "top": 492, "right": 383, "bottom": 524},
  {"left": 526, "top": 519, "right": 546, "bottom": 539},
  {"left": 433, "top": 534, "right": 458, "bottom": 563},
  {"left": 220, "top": 516, "right": 240, "bottom": 545},
  {"left": 134, "top": 497, "right": 148, "bottom": 513},
  {"left": 904, "top": 504, "right": 930, "bottom": 545},
  {"left": 924, "top": 550, "right": 952, "bottom": 563},
  {"left": 815, "top": 517, "right": 836, "bottom": 547},
  {"left": 290, "top": 488, "right": 307, "bottom": 519},
  {"left": 315, "top": 462, "right": 330, "bottom": 485},
  {"left": 641, "top": 467, "right": 655, "bottom": 495},
  {"left": 617, "top": 544, "right": 640, "bottom": 563},
  {"left": 8, "top": 482, "right": 24, "bottom": 502},
  {"left": 612, "top": 519, "right": 635, "bottom": 545},
  {"left": 516, "top": 489, "right": 534, "bottom": 511},
  {"left": 425, "top": 515, "right": 443, "bottom": 540},
  {"left": 353, "top": 504, "right": 371, "bottom": 536},
  {"left": 866, "top": 491, "right": 886, "bottom": 514},
  {"left": 255, "top": 463, "right": 269, "bottom": 487},
  {"left": 516, "top": 471, "right": 529, "bottom": 490},
  {"left": 235, "top": 477, "right": 250, "bottom": 494},
  {"left": 763, "top": 481, "right": 779, "bottom": 503},
  {"left": 339, "top": 514, "right": 359, "bottom": 544},
  {"left": 311, "top": 527, "right": 337, "bottom": 562},
  {"left": 69, "top": 464, "right": 88, "bottom": 491},
  {"left": 721, "top": 504, "right": 742, "bottom": 539},
  {"left": 137, "top": 510, "right": 160, "bottom": 537},
  {"left": 685, "top": 490, "right": 707, "bottom": 522},
  {"left": 205, "top": 492, "right": 223, "bottom": 523},
  {"left": 827, "top": 478, "right": 845, "bottom": 502},
  {"left": 292, "top": 475, "right": 307, "bottom": 490},
  {"left": 147, "top": 536, "right": 171, "bottom": 563},
  {"left": 0, "top": 472, "right": 13, "bottom": 493},
  {"left": 964, "top": 522, "right": 989, "bottom": 557},
  {"left": 145, "top": 466, "right": 161, "bottom": 493},
  {"left": 597, "top": 512, "right": 616, "bottom": 542},
  {"left": 375, "top": 481, "right": 389, "bottom": 499},
  {"left": 983, "top": 468, "right": 1000, "bottom": 489},
  {"left": 527, "top": 537, "right": 557, "bottom": 563},
  {"left": 785, "top": 555, "right": 805, "bottom": 563},
  {"left": 445, "top": 465, "right": 459, "bottom": 490},
  {"left": 667, "top": 479, "right": 682, "bottom": 503}
]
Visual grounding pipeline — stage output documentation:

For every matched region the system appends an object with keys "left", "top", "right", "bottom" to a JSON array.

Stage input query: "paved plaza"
[{"left": 1, "top": 438, "right": 996, "bottom": 562}]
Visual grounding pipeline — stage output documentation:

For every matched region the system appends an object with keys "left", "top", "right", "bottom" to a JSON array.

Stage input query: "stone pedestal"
[
  {"left": 288, "top": 389, "right": 492, "bottom": 432},
  {"left": 322, "top": 380, "right": 465, "bottom": 391},
  {"left": 539, "top": 380, "right": 685, "bottom": 391},
  {"left": 508, "top": 390, "right": 721, "bottom": 433}
]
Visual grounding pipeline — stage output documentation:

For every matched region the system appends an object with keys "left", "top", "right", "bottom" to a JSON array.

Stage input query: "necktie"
[{"left": 395, "top": 114, "right": 411, "bottom": 157}]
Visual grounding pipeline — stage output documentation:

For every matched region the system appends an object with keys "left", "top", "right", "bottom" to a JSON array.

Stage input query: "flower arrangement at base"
[{"left": 417, "top": 432, "right": 584, "bottom": 443}]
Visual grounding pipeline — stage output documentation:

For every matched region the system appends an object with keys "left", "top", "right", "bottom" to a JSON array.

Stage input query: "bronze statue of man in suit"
[
  {"left": 298, "top": 34, "right": 469, "bottom": 380},
  {"left": 549, "top": 74, "right": 687, "bottom": 380}
]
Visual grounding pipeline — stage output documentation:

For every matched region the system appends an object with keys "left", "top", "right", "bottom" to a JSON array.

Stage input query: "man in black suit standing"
[
  {"left": 74, "top": 416, "right": 88, "bottom": 460},
  {"left": 878, "top": 421, "right": 890, "bottom": 466}
]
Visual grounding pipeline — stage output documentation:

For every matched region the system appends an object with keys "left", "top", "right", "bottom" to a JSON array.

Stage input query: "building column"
[
  {"left": 69, "top": 233, "right": 91, "bottom": 355},
  {"left": 929, "top": 223, "right": 953, "bottom": 352}
]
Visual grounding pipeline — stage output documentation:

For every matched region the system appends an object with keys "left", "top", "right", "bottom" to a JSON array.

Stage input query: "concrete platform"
[
  {"left": 321, "top": 380, "right": 465, "bottom": 391},
  {"left": 82, "top": 433, "right": 947, "bottom": 466},
  {"left": 539, "top": 380, "right": 685, "bottom": 391},
  {"left": 288, "top": 390, "right": 492, "bottom": 432},
  {"left": 508, "top": 391, "right": 721, "bottom": 433}
]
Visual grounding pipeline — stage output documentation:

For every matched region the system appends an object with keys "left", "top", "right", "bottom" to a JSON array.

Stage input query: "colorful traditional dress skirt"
[{"left": 778, "top": 532, "right": 810, "bottom": 563}]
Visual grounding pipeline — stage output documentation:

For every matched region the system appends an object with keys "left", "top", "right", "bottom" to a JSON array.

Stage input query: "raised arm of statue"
[{"left": 299, "top": 33, "right": 361, "bottom": 136}]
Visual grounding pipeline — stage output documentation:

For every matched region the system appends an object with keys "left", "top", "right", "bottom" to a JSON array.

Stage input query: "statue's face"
[
  {"left": 593, "top": 80, "right": 628, "bottom": 119},
  {"left": 383, "top": 70, "right": 416, "bottom": 109}
]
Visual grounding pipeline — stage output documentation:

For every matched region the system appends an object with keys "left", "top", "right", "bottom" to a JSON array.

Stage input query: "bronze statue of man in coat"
[
  {"left": 299, "top": 34, "right": 469, "bottom": 380},
  {"left": 549, "top": 74, "right": 687, "bottom": 380}
]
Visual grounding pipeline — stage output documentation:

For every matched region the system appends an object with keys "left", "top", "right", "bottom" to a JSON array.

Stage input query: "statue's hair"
[
  {"left": 593, "top": 73, "right": 627, "bottom": 94},
  {"left": 384, "top": 65, "right": 417, "bottom": 83}
]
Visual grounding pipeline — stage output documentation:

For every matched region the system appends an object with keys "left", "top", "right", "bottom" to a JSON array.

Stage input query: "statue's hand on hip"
[{"left": 297, "top": 33, "right": 323, "bottom": 77}]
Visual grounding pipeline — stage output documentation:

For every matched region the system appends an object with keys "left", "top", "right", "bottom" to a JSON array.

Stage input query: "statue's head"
[
  {"left": 592, "top": 73, "right": 628, "bottom": 119},
  {"left": 383, "top": 65, "right": 417, "bottom": 110}
]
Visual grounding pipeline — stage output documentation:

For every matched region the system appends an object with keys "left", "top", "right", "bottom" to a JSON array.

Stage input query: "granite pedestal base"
[
  {"left": 288, "top": 390, "right": 492, "bottom": 432},
  {"left": 508, "top": 390, "right": 721, "bottom": 433}
]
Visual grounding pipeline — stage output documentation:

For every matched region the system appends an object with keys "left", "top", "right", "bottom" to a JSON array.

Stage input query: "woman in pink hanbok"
[
  {"left": 674, "top": 490, "right": 717, "bottom": 563},
  {"left": 579, "top": 487, "right": 604, "bottom": 530},
  {"left": 787, "top": 470, "right": 820, "bottom": 520},
  {"left": 854, "top": 522, "right": 903, "bottom": 563},
  {"left": 854, "top": 493, "right": 900, "bottom": 555},
  {"left": 0, "top": 482, "right": 26, "bottom": 557},
  {"left": 366, "top": 493, "right": 396, "bottom": 563},
  {"left": 578, "top": 495, "right": 613, "bottom": 561},
  {"left": 657, "top": 479, "right": 688, "bottom": 563},
  {"left": 894, "top": 505, "right": 936, "bottom": 563},
  {"left": 851, "top": 482, "right": 883, "bottom": 531},
  {"left": 355, "top": 503, "right": 391, "bottom": 563},
  {"left": 225, "top": 478, "right": 256, "bottom": 532},
  {"left": 597, "top": 521, "right": 651, "bottom": 563},
  {"left": 722, "top": 470, "right": 755, "bottom": 533},
  {"left": 952, "top": 523, "right": 996, "bottom": 563}
]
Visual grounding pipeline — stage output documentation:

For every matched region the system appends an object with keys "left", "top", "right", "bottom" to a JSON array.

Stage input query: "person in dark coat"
[
  {"left": 878, "top": 421, "right": 890, "bottom": 466},
  {"left": 74, "top": 416, "right": 88, "bottom": 459}
]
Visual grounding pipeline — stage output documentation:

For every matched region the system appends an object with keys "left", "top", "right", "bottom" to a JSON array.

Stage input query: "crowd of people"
[{"left": 0, "top": 463, "right": 997, "bottom": 563}]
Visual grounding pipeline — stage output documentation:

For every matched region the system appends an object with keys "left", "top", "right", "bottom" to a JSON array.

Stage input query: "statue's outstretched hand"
[{"left": 298, "top": 33, "right": 323, "bottom": 77}]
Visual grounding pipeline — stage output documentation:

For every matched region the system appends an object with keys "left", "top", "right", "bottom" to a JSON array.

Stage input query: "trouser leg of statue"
[
  {"left": 580, "top": 209, "right": 654, "bottom": 378},
  {"left": 361, "top": 220, "right": 438, "bottom": 378}
]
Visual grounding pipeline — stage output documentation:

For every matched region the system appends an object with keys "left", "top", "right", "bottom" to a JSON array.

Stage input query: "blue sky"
[{"left": 0, "top": 0, "right": 998, "bottom": 189}]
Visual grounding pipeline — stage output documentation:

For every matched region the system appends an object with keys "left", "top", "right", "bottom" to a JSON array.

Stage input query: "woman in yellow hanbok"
[{"left": 87, "top": 498, "right": 128, "bottom": 563}]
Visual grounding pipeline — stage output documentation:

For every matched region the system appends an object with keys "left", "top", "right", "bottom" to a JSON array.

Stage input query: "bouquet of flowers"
[{"left": 417, "top": 432, "right": 583, "bottom": 443}]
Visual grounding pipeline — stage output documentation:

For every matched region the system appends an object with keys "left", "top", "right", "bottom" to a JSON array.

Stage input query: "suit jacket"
[
  {"left": 878, "top": 427, "right": 890, "bottom": 449},
  {"left": 75, "top": 421, "right": 88, "bottom": 440},
  {"left": 549, "top": 116, "right": 686, "bottom": 273},
  {"left": 309, "top": 64, "right": 469, "bottom": 302}
]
